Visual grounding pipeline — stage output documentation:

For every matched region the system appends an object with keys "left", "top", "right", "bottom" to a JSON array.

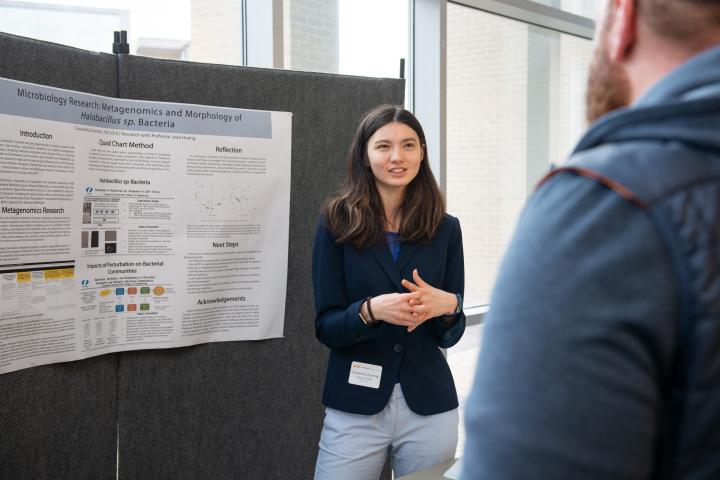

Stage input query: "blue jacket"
[
  {"left": 462, "top": 45, "right": 720, "bottom": 479},
  {"left": 312, "top": 213, "right": 466, "bottom": 416}
]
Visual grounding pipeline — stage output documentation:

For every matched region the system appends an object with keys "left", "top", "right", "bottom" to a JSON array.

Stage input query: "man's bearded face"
[{"left": 585, "top": 5, "right": 632, "bottom": 124}]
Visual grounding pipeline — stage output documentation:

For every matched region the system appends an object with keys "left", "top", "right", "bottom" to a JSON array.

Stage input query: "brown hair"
[
  {"left": 638, "top": 0, "right": 720, "bottom": 49},
  {"left": 322, "top": 105, "right": 445, "bottom": 250}
]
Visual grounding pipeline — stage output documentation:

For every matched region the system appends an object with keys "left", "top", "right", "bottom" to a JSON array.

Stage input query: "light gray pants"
[{"left": 314, "top": 383, "right": 458, "bottom": 480}]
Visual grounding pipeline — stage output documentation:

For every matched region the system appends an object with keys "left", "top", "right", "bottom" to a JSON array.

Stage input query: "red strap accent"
[{"left": 536, "top": 166, "right": 648, "bottom": 210}]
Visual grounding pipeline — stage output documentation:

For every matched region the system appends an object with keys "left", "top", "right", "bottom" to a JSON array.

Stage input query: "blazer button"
[{"left": 393, "top": 344, "right": 403, "bottom": 353}]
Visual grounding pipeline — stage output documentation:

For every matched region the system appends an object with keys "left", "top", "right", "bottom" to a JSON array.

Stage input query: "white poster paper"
[{"left": 0, "top": 77, "right": 292, "bottom": 374}]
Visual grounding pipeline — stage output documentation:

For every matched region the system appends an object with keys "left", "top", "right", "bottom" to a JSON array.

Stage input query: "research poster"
[{"left": 0, "top": 77, "right": 292, "bottom": 375}]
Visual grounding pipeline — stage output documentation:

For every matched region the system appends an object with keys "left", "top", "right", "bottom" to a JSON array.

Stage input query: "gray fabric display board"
[
  {"left": 0, "top": 32, "right": 403, "bottom": 479},
  {"left": 0, "top": 33, "right": 119, "bottom": 480}
]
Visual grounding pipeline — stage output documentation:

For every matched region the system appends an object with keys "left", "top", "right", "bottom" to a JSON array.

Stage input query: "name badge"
[{"left": 348, "top": 361, "right": 382, "bottom": 389}]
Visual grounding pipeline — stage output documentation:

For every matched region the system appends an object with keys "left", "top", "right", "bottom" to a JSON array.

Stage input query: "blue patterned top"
[{"left": 386, "top": 231, "right": 401, "bottom": 262}]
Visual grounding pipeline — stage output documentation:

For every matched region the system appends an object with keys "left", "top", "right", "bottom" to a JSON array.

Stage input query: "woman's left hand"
[{"left": 401, "top": 269, "right": 458, "bottom": 332}]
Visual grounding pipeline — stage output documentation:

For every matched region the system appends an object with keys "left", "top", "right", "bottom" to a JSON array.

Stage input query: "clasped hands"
[{"left": 366, "top": 269, "right": 457, "bottom": 332}]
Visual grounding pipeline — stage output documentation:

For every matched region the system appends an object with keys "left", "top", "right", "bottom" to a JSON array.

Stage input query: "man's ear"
[{"left": 607, "top": 0, "right": 637, "bottom": 62}]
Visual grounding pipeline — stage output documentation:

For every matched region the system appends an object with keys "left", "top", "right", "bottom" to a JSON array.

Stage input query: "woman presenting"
[{"left": 312, "top": 105, "right": 466, "bottom": 480}]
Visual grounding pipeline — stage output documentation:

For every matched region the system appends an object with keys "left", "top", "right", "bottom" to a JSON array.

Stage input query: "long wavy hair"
[{"left": 323, "top": 105, "right": 445, "bottom": 250}]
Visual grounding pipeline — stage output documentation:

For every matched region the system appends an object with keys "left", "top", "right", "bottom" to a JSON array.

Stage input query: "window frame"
[{"left": 417, "top": 0, "right": 596, "bottom": 323}]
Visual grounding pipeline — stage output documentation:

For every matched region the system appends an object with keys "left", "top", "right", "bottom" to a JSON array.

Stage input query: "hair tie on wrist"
[{"left": 365, "top": 296, "right": 377, "bottom": 324}]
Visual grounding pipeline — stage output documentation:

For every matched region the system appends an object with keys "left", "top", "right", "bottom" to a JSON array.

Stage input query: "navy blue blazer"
[{"left": 312, "top": 214, "right": 466, "bottom": 416}]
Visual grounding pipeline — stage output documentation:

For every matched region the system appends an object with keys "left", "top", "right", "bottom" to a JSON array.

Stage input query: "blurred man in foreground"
[{"left": 462, "top": 0, "right": 720, "bottom": 478}]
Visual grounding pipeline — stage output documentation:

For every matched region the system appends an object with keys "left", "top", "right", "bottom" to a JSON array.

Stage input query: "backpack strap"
[
  {"left": 536, "top": 166, "right": 648, "bottom": 210},
  {"left": 537, "top": 161, "right": 694, "bottom": 479}
]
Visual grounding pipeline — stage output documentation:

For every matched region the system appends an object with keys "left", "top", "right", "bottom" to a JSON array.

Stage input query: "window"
[
  {"left": 1, "top": 0, "right": 410, "bottom": 76},
  {"left": 0, "top": 0, "right": 240, "bottom": 63},
  {"left": 283, "top": 0, "right": 409, "bottom": 78},
  {"left": 446, "top": 2, "right": 593, "bottom": 309},
  {"left": 530, "top": 0, "right": 601, "bottom": 19},
  {"left": 445, "top": 1, "right": 596, "bottom": 456}
]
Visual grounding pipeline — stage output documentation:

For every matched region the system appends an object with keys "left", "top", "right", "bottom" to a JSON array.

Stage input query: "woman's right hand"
[{"left": 366, "top": 292, "right": 421, "bottom": 328}]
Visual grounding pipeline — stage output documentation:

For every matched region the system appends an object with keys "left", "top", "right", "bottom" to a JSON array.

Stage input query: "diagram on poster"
[{"left": 0, "top": 77, "right": 292, "bottom": 375}]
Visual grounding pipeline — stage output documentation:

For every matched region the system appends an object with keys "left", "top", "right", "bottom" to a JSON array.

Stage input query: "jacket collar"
[{"left": 369, "top": 239, "right": 420, "bottom": 292}]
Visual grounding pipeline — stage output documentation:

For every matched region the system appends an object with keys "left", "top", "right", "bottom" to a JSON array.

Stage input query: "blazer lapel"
[
  {"left": 370, "top": 242, "right": 403, "bottom": 292},
  {"left": 370, "top": 240, "right": 416, "bottom": 343},
  {"left": 396, "top": 241, "right": 420, "bottom": 275}
]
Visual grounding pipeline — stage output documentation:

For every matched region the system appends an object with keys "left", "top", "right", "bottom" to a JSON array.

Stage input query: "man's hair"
[{"left": 639, "top": 0, "right": 720, "bottom": 48}]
